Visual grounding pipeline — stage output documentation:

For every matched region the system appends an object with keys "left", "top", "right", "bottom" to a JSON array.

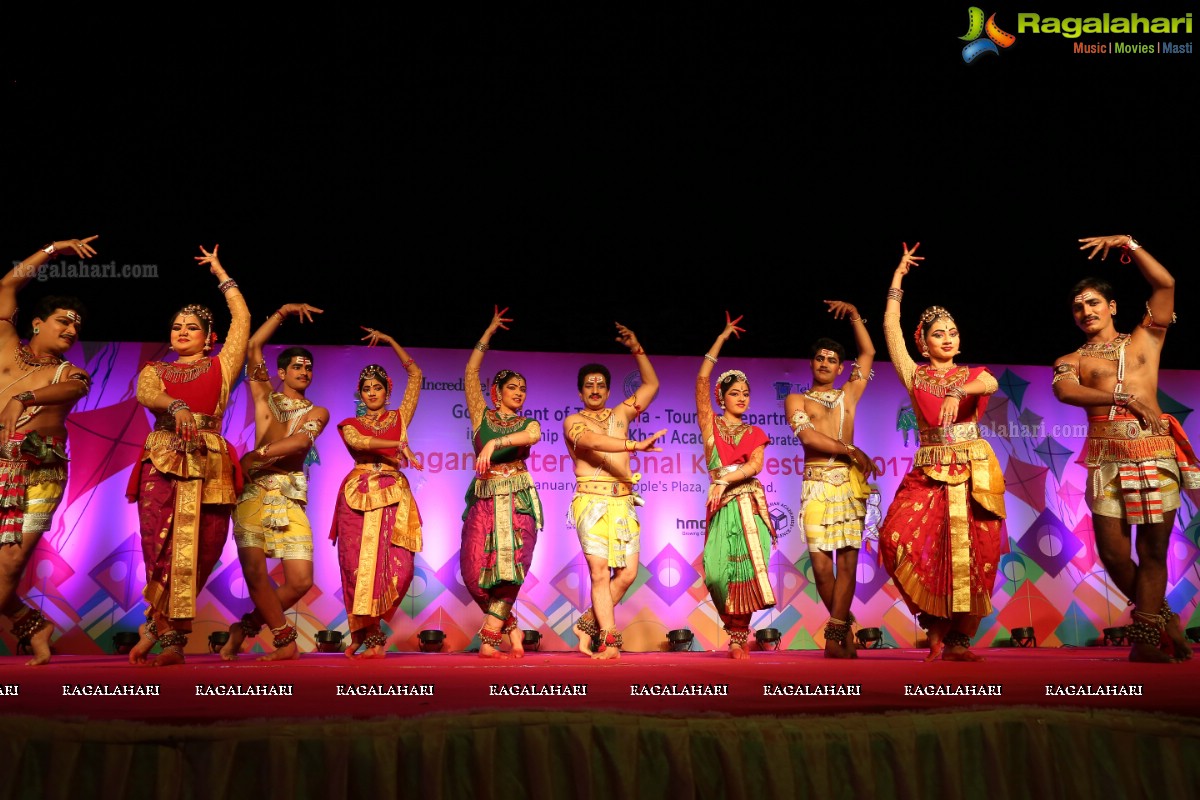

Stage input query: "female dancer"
[
  {"left": 696, "top": 312, "right": 777, "bottom": 658},
  {"left": 329, "top": 327, "right": 423, "bottom": 658},
  {"left": 128, "top": 245, "right": 249, "bottom": 666},
  {"left": 460, "top": 306, "right": 543, "bottom": 658},
  {"left": 878, "top": 243, "right": 1006, "bottom": 662}
]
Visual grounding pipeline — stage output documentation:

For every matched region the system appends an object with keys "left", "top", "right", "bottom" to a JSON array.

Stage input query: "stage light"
[
  {"left": 522, "top": 630, "right": 542, "bottom": 651},
  {"left": 754, "top": 628, "right": 781, "bottom": 651},
  {"left": 315, "top": 629, "right": 344, "bottom": 653},
  {"left": 1011, "top": 626, "right": 1036, "bottom": 648},
  {"left": 855, "top": 627, "right": 883, "bottom": 649},
  {"left": 112, "top": 631, "right": 141, "bottom": 655},
  {"left": 418, "top": 629, "right": 446, "bottom": 652},
  {"left": 1187, "top": 627, "right": 1200, "bottom": 644},
  {"left": 208, "top": 631, "right": 230, "bottom": 653},
  {"left": 1102, "top": 626, "right": 1127, "bottom": 646},
  {"left": 666, "top": 628, "right": 694, "bottom": 652}
]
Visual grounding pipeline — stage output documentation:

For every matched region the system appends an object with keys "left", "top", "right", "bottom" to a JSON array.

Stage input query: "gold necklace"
[
  {"left": 16, "top": 343, "right": 62, "bottom": 369},
  {"left": 269, "top": 392, "right": 313, "bottom": 423},
  {"left": 804, "top": 389, "right": 842, "bottom": 409},
  {"left": 1076, "top": 333, "right": 1130, "bottom": 362},
  {"left": 913, "top": 364, "right": 969, "bottom": 398},
  {"left": 157, "top": 356, "right": 212, "bottom": 382},
  {"left": 716, "top": 416, "right": 751, "bottom": 445},
  {"left": 358, "top": 410, "right": 395, "bottom": 434}
]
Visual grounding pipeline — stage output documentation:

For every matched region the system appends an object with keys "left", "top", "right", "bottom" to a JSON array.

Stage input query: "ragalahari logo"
[{"left": 960, "top": 7, "right": 1017, "bottom": 62}]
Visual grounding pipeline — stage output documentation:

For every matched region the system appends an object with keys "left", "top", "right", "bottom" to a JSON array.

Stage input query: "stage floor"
[{"left": 4, "top": 644, "right": 1198, "bottom": 725}]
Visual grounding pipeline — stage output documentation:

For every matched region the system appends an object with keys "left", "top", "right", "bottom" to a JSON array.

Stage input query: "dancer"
[
  {"left": 224, "top": 302, "right": 328, "bottom": 660},
  {"left": 696, "top": 313, "right": 777, "bottom": 658},
  {"left": 460, "top": 306, "right": 543, "bottom": 658},
  {"left": 564, "top": 322, "right": 665, "bottom": 659},
  {"left": 877, "top": 242, "right": 1006, "bottom": 662},
  {"left": 783, "top": 300, "right": 881, "bottom": 658},
  {"left": 0, "top": 235, "right": 96, "bottom": 666},
  {"left": 329, "top": 327, "right": 423, "bottom": 658},
  {"left": 1051, "top": 234, "right": 1196, "bottom": 662},
  {"left": 127, "top": 245, "right": 249, "bottom": 666}
]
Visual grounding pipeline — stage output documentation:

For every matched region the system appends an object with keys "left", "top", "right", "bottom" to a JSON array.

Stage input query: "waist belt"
[
  {"left": 575, "top": 479, "right": 632, "bottom": 497},
  {"left": 479, "top": 461, "right": 528, "bottom": 481},
  {"left": 920, "top": 422, "right": 980, "bottom": 446},
  {"left": 154, "top": 412, "right": 222, "bottom": 433},
  {"left": 804, "top": 463, "right": 851, "bottom": 483}
]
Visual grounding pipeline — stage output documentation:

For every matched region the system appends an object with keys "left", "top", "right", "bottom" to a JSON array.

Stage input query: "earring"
[
  {"left": 33, "top": 326, "right": 40, "bottom": 335},
  {"left": 719, "top": 401, "right": 726, "bottom": 411},
  {"left": 921, "top": 348, "right": 929, "bottom": 357}
]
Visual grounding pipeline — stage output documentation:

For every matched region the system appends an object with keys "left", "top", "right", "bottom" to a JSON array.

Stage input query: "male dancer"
[
  {"left": 564, "top": 323, "right": 665, "bottom": 659},
  {"left": 223, "top": 302, "right": 328, "bottom": 660},
  {"left": 0, "top": 236, "right": 97, "bottom": 665},
  {"left": 783, "top": 300, "right": 880, "bottom": 658},
  {"left": 1052, "top": 234, "right": 1196, "bottom": 663}
]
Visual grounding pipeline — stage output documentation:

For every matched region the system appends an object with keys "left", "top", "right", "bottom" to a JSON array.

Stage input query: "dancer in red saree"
[
  {"left": 329, "top": 327, "right": 423, "bottom": 658},
  {"left": 878, "top": 243, "right": 1006, "bottom": 662},
  {"left": 127, "top": 245, "right": 249, "bottom": 666}
]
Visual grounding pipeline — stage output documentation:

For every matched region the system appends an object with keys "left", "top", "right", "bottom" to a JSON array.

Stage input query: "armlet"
[
  {"left": 790, "top": 409, "right": 814, "bottom": 435},
  {"left": 1051, "top": 363, "right": 1080, "bottom": 385}
]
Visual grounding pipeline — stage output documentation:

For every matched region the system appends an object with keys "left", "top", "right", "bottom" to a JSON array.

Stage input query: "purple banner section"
[{"left": 14, "top": 342, "right": 1200, "bottom": 655}]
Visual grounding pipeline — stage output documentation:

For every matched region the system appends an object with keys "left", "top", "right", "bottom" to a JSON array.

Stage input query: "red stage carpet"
[{"left": 3, "top": 646, "right": 1199, "bottom": 799}]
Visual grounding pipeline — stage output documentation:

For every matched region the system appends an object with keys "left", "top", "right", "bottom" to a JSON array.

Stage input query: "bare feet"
[
  {"left": 942, "top": 646, "right": 985, "bottom": 662},
  {"left": 823, "top": 639, "right": 854, "bottom": 659},
  {"left": 219, "top": 622, "right": 246, "bottom": 661},
  {"left": 924, "top": 619, "right": 950, "bottom": 663},
  {"left": 1163, "top": 617, "right": 1194, "bottom": 661},
  {"left": 507, "top": 627, "right": 525, "bottom": 659},
  {"left": 24, "top": 624, "right": 53, "bottom": 666},
  {"left": 592, "top": 646, "right": 620, "bottom": 661},
  {"left": 1130, "top": 642, "right": 1177, "bottom": 664},
  {"left": 359, "top": 643, "right": 387, "bottom": 659},
  {"left": 730, "top": 642, "right": 750, "bottom": 660},
  {"left": 479, "top": 642, "right": 509, "bottom": 659},
  {"left": 153, "top": 648, "right": 185, "bottom": 667},
  {"left": 129, "top": 622, "right": 156, "bottom": 666},
  {"left": 257, "top": 641, "right": 300, "bottom": 662},
  {"left": 573, "top": 619, "right": 595, "bottom": 656}
]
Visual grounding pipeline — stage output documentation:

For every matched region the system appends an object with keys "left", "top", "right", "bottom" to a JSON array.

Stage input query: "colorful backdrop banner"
[{"left": 11, "top": 341, "right": 1199, "bottom": 656}]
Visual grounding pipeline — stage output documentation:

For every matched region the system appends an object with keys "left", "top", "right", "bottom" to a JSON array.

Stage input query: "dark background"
[{"left": 3, "top": 4, "right": 1195, "bottom": 369}]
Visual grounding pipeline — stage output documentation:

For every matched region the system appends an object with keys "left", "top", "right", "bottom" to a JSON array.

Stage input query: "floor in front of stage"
[{"left": 3, "top": 644, "right": 1197, "bottom": 724}]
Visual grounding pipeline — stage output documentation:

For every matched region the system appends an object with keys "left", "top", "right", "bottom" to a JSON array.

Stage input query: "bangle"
[
  {"left": 401, "top": 358, "right": 415, "bottom": 368},
  {"left": 630, "top": 346, "right": 645, "bottom": 355},
  {"left": 850, "top": 316, "right": 867, "bottom": 325},
  {"left": 218, "top": 279, "right": 238, "bottom": 293},
  {"left": 625, "top": 439, "right": 635, "bottom": 452},
  {"left": 703, "top": 354, "right": 718, "bottom": 364},
  {"left": 887, "top": 287, "right": 904, "bottom": 302},
  {"left": 713, "top": 479, "right": 729, "bottom": 486},
  {"left": 273, "top": 310, "right": 286, "bottom": 322},
  {"left": 474, "top": 341, "right": 489, "bottom": 352},
  {"left": 257, "top": 443, "right": 270, "bottom": 458},
  {"left": 15, "top": 390, "right": 35, "bottom": 406},
  {"left": 40, "top": 243, "right": 56, "bottom": 256},
  {"left": 844, "top": 442, "right": 857, "bottom": 456},
  {"left": 1124, "top": 236, "right": 1142, "bottom": 252},
  {"left": 1113, "top": 391, "right": 1134, "bottom": 407},
  {"left": 167, "top": 399, "right": 190, "bottom": 416},
  {"left": 946, "top": 385, "right": 967, "bottom": 399}
]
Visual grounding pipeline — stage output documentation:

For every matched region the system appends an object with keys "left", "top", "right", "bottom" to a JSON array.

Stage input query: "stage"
[{"left": 3, "top": 645, "right": 1200, "bottom": 799}]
